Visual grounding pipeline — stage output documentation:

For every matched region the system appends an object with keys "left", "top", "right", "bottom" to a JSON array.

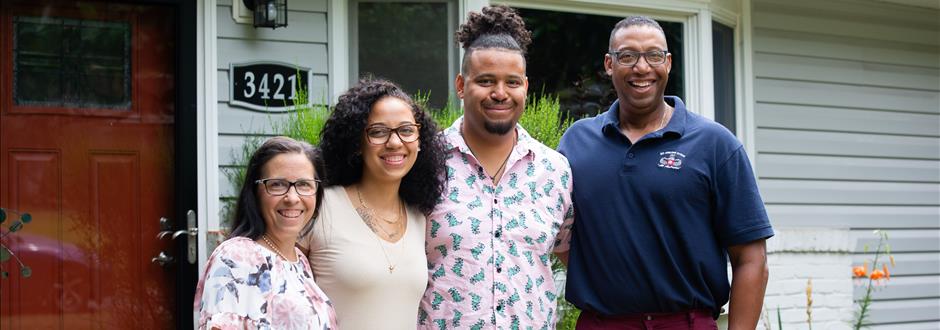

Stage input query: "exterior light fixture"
[{"left": 242, "top": 0, "right": 287, "bottom": 29}]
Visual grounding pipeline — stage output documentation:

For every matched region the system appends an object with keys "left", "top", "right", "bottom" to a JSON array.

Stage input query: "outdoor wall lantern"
[{"left": 242, "top": 0, "right": 287, "bottom": 29}]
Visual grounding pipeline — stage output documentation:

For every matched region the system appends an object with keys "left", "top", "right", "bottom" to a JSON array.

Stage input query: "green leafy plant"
[
  {"left": 221, "top": 82, "right": 331, "bottom": 229},
  {"left": 852, "top": 230, "right": 893, "bottom": 330},
  {"left": 765, "top": 230, "right": 895, "bottom": 330},
  {"left": 272, "top": 85, "right": 331, "bottom": 147},
  {"left": 0, "top": 208, "right": 33, "bottom": 279},
  {"left": 520, "top": 94, "right": 573, "bottom": 149},
  {"left": 413, "top": 91, "right": 460, "bottom": 129}
]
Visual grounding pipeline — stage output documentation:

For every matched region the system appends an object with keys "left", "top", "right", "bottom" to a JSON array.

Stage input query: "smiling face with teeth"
[
  {"left": 361, "top": 96, "right": 420, "bottom": 184},
  {"left": 457, "top": 49, "right": 528, "bottom": 137},
  {"left": 606, "top": 25, "right": 672, "bottom": 116},
  {"left": 257, "top": 152, "right": 318, "bottom": 241}
]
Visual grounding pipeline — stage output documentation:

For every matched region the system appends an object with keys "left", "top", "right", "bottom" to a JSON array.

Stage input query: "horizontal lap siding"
[
  {"left": 216, "top": 0, "right": 329, "bottom": 200},
  {"left": 752, "top": 0, "right": 940, "bottom": 327}
]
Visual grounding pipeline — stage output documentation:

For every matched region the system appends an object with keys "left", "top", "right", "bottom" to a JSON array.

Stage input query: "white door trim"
[{"left": 196, "top": 0, "right": 220, "bottom": 281}]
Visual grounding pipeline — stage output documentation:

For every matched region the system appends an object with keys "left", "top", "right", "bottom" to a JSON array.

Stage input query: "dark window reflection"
[
  {"left": 519, "top": 9, "right": 684, "bottom": 118},
  {"left": 13, "top": 16, "right": 131, "bottom": 109},
  {"left": 357, "top": 2, "right": 451, "bottom": 109},
  {"left": 712, "top": 21, "right": 736, "bottom": 134}
]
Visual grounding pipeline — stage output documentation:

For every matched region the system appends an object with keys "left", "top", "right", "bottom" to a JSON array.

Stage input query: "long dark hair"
[
  {"left": 230, "top": 136, "right": 324, "bottom": 239},
  {"left": 318, "top": 79, "right": 446, "bottom": 214}
]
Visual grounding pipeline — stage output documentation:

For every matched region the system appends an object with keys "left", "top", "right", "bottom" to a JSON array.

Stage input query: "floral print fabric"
[
  {"left": 194, "top": 237, "right": 337, "bottom": 330},
  {"left": 419, "top": 117, "right": 575, "bottom": 330}
]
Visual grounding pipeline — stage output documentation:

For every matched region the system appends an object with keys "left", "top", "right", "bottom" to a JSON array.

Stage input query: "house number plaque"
[{"left": 230, "top": 61, "right": 311, "bottom": 112}]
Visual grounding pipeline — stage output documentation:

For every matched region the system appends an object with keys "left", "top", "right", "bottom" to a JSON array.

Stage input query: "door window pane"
[
  {"left": 356, "top": 2, "right": 452, "bottom": 109},
  {"left": 13, "top": 16, "right": 131, "bottom": 109},
  {"left": 712, "top": 21, "right": 735, "bottom": 134}
]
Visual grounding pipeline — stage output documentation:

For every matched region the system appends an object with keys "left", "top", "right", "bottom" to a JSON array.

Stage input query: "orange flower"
[
  {"left": 852, "top": 265, "right": 867, "bottom": 278},
  {"left": 883, "top": 264, "right": 890, "bottom": 279},
  {"left": 870, "top": 269, "right": 885, "bottom": 280}
]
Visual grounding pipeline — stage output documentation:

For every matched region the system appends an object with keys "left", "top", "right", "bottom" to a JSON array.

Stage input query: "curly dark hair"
[
  {"left": 318, "top": 79, "right": 446, "bottom": 214},
  {"left": 457, "top": 4, "right": 532, "bottom": 73},
  {"left": 230, "top": 136, "right": 324, "bottom": 240}
]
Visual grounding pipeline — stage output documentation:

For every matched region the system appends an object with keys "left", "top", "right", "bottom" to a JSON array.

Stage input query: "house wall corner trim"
[
  {"left": 329, "top": 0, "right": 350, "bottom": 104},
  {"left": 196, "top": 0, "right": 220, "bottom": 284}
]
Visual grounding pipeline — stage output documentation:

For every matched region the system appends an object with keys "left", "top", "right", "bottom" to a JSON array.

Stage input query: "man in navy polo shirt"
[{"left": 557, "top": 16, "right": 774, "bottom": 329}]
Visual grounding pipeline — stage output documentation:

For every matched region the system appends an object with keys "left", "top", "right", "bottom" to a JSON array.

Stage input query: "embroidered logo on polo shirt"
[{"left": 658, "top": 151, "right": 685, "bottom": 170}]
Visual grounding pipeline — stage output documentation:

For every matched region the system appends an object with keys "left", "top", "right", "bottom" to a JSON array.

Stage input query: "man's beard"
[{"left": 484, "top": 120, "right": 515, "bottom": 135}]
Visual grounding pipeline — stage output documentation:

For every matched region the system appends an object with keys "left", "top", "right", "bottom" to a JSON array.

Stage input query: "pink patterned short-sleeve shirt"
[{"left": 419, "top": 117, "right": 575, "bottom": 330}]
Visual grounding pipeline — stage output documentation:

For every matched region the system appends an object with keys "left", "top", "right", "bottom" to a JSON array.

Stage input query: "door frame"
[
  {"left": 0, "top": 0, "right": 198, "bottom": 327},
  {"left": 128, "top": 0, "right": 199, "bottom": 328}
]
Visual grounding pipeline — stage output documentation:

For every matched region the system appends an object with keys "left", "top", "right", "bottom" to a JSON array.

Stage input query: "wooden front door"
[{"left": 0, "top": 1, "right": 177, "bottom": 328}]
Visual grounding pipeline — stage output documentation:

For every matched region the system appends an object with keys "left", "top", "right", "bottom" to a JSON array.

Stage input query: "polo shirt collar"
[
  {"left": 442, "top": 116, "right": 536, "bottom": 159},
  {"left": 601, "top": 96, "right": 688, "bottom": 139}
]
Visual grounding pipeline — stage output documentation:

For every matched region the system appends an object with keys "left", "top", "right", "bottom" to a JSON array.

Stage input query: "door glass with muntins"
[{"left": 13, "top": 16, "right": 130, "bottom": 109}]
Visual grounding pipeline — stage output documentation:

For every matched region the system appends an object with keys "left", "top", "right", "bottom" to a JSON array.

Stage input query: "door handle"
[
  {"left": 154, "top": 211, "right": 198, "bottom": 264},
  {"left": 185, "top": 210, "right": 197, "bottom": 264},
  {"left": 151, "top": 251, "right": 175, "bottom": 267},
  {"left": 157, "top": 229, "right": 190, "bottom": 240}
]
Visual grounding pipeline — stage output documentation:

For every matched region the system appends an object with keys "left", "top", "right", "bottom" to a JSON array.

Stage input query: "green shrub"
[
  {"left": 520, "top": 94, "right": 573, "bottom": 149},
  {"left": 220, "top": 86, "right": 330, "bottom": 230}
]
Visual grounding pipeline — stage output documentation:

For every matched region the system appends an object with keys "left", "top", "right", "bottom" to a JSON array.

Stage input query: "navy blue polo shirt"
[{"left": 558, "top": 96, "right": 773, "bottom": 317}]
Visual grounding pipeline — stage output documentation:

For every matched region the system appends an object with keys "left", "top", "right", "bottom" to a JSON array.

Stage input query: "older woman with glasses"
[
  {"left": 298, "top": 79, "right": 446, "bottom": 329},
  {"left": 194, "top": 136, "right": 337, "bottom": 329}
]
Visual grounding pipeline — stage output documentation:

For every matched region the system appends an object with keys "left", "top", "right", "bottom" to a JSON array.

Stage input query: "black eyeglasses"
[
  {"left": 608, "top": 50, "right": 669, "bottom": 67},
  {"left": 255, "top": 178, "right": 319, "bottom": 196},
  {"left": 365, "top": 123, "right": 421, "bottom": 145}
]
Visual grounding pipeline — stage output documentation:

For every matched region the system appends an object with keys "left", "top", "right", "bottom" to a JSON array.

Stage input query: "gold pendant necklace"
[
  {"left": 261, "top": 234, "right": 291, "bottom": 262},
  {"left": 354, "top": 186, "right": 406, "bottom": 273},
  {"left": 357, "top": 186, "right": 403, "bottom": 224}
]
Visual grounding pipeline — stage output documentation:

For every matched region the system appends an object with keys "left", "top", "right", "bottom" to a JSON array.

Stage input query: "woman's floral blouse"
[{"left": 194, "top": 237, "right": 337, "bottom": 329}]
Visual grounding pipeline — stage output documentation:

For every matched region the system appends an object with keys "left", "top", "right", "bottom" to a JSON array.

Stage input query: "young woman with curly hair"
[{"left": 298, "top": 79, "right": 446, "bottom": 329}]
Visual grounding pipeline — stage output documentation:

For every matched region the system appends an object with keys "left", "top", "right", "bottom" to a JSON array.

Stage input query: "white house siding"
[
  {"left": 215, "top": 0, "right": 330, "bottom": 201},
  {"left": 756, "top": 228, "right": 856, "bottom": 329},
  {"left": 751, "top": 0, "right": 940, "bottom": 328}
]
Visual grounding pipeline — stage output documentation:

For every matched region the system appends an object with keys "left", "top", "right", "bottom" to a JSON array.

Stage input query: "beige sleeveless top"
[{"left": 301, "top": 186, "right": 428, "bottom": 330}]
